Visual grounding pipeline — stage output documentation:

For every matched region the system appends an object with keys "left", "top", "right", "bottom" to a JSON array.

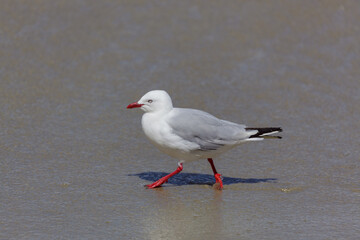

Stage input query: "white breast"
[{"left": 141, "top": 112, "right": 199, "bottom": 161}]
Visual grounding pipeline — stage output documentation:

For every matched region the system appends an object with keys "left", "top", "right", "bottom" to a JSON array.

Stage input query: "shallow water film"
[{"left": 1, "top": 1, "right": 359, "bottom": 239}]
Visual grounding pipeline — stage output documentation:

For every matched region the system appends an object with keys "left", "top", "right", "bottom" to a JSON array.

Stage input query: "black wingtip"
[
  {"left": 262, "top": 135, "right": 282, "bottom": 139},
  {"left": 246, "top": 127, "right": 283, "bottom": 139}
]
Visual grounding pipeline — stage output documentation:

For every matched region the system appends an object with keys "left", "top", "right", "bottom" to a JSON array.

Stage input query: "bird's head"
[{"left": 127, "top": 90, "right": 173, "bottom": 113}]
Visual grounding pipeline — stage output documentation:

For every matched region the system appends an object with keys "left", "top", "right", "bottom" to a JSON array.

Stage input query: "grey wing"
[{"left": 167, "top": 108, "right": 253, "bottom": 151}]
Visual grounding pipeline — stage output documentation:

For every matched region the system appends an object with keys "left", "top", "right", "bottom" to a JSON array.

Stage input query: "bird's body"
[
  {"left": 127, "top": 90, "right": 282, "bottom": 190},
  {"left": 142, "top": 107, "right": 259, "bottom": 162}
]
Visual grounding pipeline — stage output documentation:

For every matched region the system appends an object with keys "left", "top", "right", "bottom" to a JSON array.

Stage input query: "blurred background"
[{"left": 0, "top": 1, "right": 359, "bottom": 239}]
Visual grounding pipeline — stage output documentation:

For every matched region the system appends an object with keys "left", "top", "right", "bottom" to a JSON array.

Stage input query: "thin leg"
[
  {"left": 207, "top": 158, "right": 223, "bottom": 190},
  {"left": 146, "top": 162, "right": 183, "bottom": 189}
]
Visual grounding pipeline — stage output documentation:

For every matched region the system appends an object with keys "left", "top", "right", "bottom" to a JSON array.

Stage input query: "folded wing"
[{"left": 167, "top": 108, "right": 255, "bottom": 151}]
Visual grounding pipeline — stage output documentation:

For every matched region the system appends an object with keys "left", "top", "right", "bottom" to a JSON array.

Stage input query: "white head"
[{"left": 127, "top": 90, "right": 173, "bottom": 113}]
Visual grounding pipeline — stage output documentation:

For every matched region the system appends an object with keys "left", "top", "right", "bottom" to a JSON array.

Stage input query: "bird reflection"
[{"left": 141, "top": 187, "right": 224, "bottom": 240}]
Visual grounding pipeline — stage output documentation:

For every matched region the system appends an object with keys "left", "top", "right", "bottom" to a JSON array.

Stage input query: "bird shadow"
[{"left": 129, "top": 172, "right": 277, "bottom": 186}]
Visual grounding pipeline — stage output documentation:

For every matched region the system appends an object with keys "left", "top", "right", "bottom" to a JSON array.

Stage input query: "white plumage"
[{"left": 127, "top": 90, "right": 282, "bottom": 190}]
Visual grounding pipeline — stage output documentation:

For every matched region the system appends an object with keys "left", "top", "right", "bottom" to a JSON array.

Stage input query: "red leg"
[
  {"left": 207, "top": 158, "right": 223, "bottom": 190},
  {"left": 146, "top": 163, "right": 183, "bottom": 189}
]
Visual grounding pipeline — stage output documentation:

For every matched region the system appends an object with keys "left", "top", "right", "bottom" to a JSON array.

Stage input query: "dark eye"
[{"left": 147, "top": 100, "right": 153, "bottom": 103}]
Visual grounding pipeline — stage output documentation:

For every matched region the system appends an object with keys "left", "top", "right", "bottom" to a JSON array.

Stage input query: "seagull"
[{"left": 127, "top": 90, "right": 282, "bottom": 190}]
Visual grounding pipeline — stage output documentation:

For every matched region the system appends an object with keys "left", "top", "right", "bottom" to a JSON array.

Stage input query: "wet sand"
[{"left": 1, "top": 1, "right": 359, "bottom": 239}]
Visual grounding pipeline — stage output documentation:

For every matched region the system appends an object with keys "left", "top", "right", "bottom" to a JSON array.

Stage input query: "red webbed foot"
[
  {"left": 213, "top": 173, "right": 223, "bottom": 190},
  {"left": 145, "top": 163, "right": 183, "bottom": 189}
]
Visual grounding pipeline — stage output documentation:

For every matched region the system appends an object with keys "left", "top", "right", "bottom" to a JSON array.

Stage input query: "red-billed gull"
[{"left": 127, "top": 90, "right": 282, "bottom": 190}]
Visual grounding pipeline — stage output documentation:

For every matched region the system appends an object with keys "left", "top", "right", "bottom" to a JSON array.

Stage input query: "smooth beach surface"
[{"left": 1, "top": 1, "right": 359, "bottom": 239}]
